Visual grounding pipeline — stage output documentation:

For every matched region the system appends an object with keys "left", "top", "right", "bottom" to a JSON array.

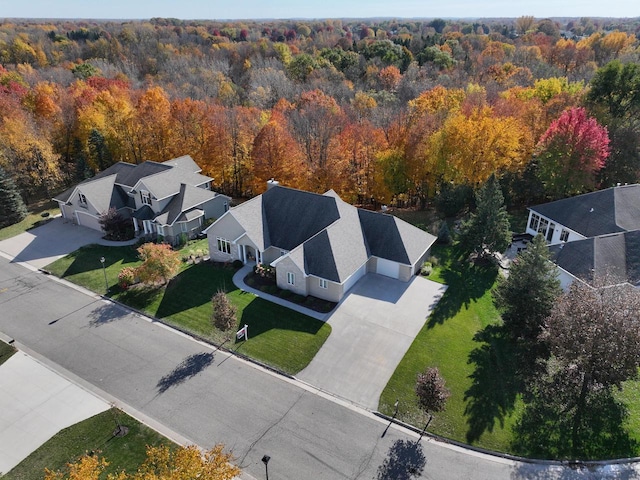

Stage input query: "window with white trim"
[
  {"left": 560, "top": 229, "right": 569, "bottom": 242},
  {"left": 319, "top": 278, "right": 328, "bottom": 289},
  {"left": 217, "top": 237, "right": 231, "bottom": 254},
  {"left": 287, "top": 272, "right": 295, "bottom": 285},
  {"left": 78, "top": 192, "right": 87, "bottom": 207},
  {"left": 546, "top": 222, "right": 555, "bottom": 242},
  {"left": 224, "top": 201, "right": 229, "bottom": 212},
  {"left": 157, "top": 225, "right": 164, "bottom": 236},
  {"left": 537, "top": 217, "right": 549, "bottom": 235},
  {"left": 181, "top": 222, "right": 188, "bottom": 233},
  {"left": 140, "top": 190, "right": 152, "bottom": 205},
  {"left": 529, "top": 213, "right": 540, "bottom": 231}
]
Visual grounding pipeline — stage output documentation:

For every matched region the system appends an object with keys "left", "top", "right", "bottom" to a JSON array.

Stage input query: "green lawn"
[
  {"left": 0, "top": 201, "right": 59, "bottom": 241},
  {"left": 46, "top": 242, "right": 331, "bottom": 375},
  {"left": 4, "top": 409, "right": 174, "bottom": 480},
  {"left": 0, "top": 340, "right": 16, "bottom": 367},
  {"left": 380, "top": 244, "right": 522, "bottom": 452}
]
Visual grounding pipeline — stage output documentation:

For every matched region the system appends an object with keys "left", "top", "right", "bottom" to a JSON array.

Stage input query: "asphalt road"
[{"left": 0, "top": 255, "right": 637, "bottom": 480}]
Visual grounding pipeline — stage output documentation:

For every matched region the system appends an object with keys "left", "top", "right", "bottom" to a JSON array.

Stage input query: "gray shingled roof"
[
  {"left": 162, "top": 155, "right": 201, "bottom": 173},
  {"left": 137, "top": 167, "right": 212, "bottom": 200},
  {"left": 76, "top": 175, "right": 118, "bottom": 214},
  {"left": 530, "top": 184, "right": 640, "bottom": 237},
  {"left": 238, "top": 185, "right": 435, "bottom": 283},
  {"left": 549, "top": 230, "right": 640, "bottom": 286},
  {"left": 154, "top": 183, "right": 218, "bottom": 226},
  {"left": 117, "top": 162, "right": 170, "bottom": 188}
]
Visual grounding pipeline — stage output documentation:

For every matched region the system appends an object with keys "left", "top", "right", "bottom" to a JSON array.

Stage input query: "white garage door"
[
  {"left": 75, "top": 211, "right": 103, "bottom": 231},
  {"left": 343, "top": 263, "right": 366, "bottom": 293},
  {"left": 376, "top": 258, "right": 400, "bottom": 279}
]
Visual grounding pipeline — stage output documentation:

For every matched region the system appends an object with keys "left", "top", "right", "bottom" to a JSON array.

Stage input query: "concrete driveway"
[
  {"left": 298, "top": 274, "right": 447, "bottom": 410},
  {"left": 0, "top": 217, "right": 103, "bottom": 270},
  {"left": 0, "top": 352, "right": 108, "bottom": 474}
]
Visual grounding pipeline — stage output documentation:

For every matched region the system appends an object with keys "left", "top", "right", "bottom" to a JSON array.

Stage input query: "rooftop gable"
[
  {"left": 162, "top": 155, "right": 201, "bottom": 173},
  {"left": 154, "top": 183, "right": 220, "bottom": 226}
]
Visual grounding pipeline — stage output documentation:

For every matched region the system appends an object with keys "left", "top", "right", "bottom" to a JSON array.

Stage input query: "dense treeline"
[{"left": 0, "top": 16, "right": 639, "bottom": 210}]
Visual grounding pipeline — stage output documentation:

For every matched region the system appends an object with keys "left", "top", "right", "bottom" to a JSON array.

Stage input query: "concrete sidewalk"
[
  {"left": 232, "top": 265, "right": 329, "bottom": 321},
  {"left": 0, "top": 352, "right": 109, "bottom": 474}
]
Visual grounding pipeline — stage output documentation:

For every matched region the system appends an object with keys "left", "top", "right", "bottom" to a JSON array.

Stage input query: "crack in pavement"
[{"left": 237, "top": 389, "right": 307, "bottom": 468}]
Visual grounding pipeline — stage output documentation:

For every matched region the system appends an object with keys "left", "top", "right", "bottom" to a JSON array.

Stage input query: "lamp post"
[
  {"left": 261, "top": 455, "right": 270, "bottom": 480},
  {"left": 100, "top": 256, "right": 108, "bottom": 293}
]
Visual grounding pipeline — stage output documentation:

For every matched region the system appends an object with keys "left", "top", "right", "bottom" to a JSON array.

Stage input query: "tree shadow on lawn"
[
  {"left": 464, "top": 324, "right": 523, "bottom": 444},
  {"left": 117, "top": 284, "right": 164, "bottom": 312},
  {"left": 57, "top": 244, "right": 139, "bottom": 278},
  {"left": 236, "top": 297, "right": 325, "bottom": 341},
  {"left": 376, "top": 439, "right": 426, "bottom": 480},
  {"left": 156, "top": 352, "right": 215, "bottom": 394},
  {"left": 155, "top": 263, "right": 231, "bottom": 319},
  {"left": 511, "top": 387, "right": 639, "bottom": 462},
  {"left": 426, "top": 260, "right": 497, "bottom": 329},
  {"left": 510, "top": 463, "right": 639, "bottom": 480}
]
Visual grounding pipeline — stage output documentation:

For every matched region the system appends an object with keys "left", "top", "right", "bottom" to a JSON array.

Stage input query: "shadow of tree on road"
[
  {"left": 87, "top": 303, "right": 129, "bottom": 327},
  {"left": 156, "top": 352, "right": 214, "bottom": 394},
  {"left": 376, "top": 439, "right": 426, "bottom": 480}
]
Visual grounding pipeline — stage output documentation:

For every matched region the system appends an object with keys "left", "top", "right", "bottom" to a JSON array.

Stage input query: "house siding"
[
  {"left": 398, "top": 264, "right": 413, "bottom": 282},
  {"left": 201, "top": 196, "right": 230, "bottom": 221},
  {"left": 263, "top": 246, "right": 283, "bottom": 265},
  {"left": 526, "top": 210, "right": 586, "bottom": 244},
  {"left": 275, "top": 256, "right": 308, "bottom": 297},
  {"left": 413, "top": 248, "right": 431, "bottom": 275},
  {"left": 207, "top": 213, "right": 245, "bottom": 263},
  {"left": 308, "top": 276, "right": 343, "bottom": 302}
]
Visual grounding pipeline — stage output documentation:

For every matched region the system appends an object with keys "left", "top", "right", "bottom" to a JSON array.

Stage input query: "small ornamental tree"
[
  {"left": 460, "top": 174, "right": 511, "bottom": 261},
  {"left": 0, "top": 165, "right": 28, "bottom": 228},
  {"left": 99, "top": 207, "right": 133, "bottom": 241},
  {"left": 536, "top": 107, "right": 610, "bottom": 199},
  {"left": 136, "top": 243, "right": 181, "bottom": 285},
  {"left": 416, "top": 366, "right": 451, "bottom": 424},
  {"left": 211, "top": 290, "right": 237, "bottom": 332}
]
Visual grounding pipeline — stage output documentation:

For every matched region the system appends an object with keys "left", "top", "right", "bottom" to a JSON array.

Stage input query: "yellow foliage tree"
[
  {"left": 426, "top": 106, "right": 532, "bottom": 185},
  {"left": 44, "top": 444, "right": 240, "bottom": 480}
]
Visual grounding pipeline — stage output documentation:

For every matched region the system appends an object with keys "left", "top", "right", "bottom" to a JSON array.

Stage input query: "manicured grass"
[
  {"left": 5, "top": 409, "right": 174, "bottom": 480},
  {"left": 46, "top": 242, "right": 330, "bottom": 375},
  {"left": 0, "top": 201, "right": 59, "bottom": 241},
  {"left": 379, "top": 244, "right": 521, "bottom": 452},
  {"left": 0, "top": 340, "right": 16, "bottom": 367}
]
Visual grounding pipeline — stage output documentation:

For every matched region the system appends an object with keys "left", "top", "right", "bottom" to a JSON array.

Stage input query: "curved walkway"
[{"left": 232, "top": 265, "right": 329, "bottom": 321}]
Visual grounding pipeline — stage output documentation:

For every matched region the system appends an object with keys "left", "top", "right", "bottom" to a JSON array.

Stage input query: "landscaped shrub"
[
  {"left": 118, "top": 266, "right": 137, "bottom": 289},
  {"left": 255, "top": 263, "right": 275, "bottom": 280},
  {"left": 420, "top": 261, "right": 433, "bottom": 276},
  {"left": 437, "top": 221, "right": 452, "bottom": 245},
  {"left": 211, "top": 290, "right": 237, "bottom": 332},
  {"left": 99, "top": 207, "right": 134, "bottom": 241},
  {"left": 232, "top": 260, "right": 244, "bottom": 269}
]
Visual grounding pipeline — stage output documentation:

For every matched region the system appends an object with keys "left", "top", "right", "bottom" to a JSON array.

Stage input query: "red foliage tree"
[{"left": 535, "top": 107, "right": 610, "bottom": 198}]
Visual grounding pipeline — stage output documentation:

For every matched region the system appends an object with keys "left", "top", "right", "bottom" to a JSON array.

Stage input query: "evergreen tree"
[
  {"left": 493, "top": 234, "right": 561, "bottom": 347},
  {"left": 460, "top": 174, "right": 511, "bottom": 260},
  {"left": 0, "top": 165, "right": 28, "bottom": 228}
]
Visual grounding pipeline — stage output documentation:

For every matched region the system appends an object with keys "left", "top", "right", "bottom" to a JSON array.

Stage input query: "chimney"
[{"left": 266, "top": 178, "right": 279, "bottom": 190}]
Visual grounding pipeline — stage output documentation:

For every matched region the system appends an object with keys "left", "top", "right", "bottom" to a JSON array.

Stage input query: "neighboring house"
[
  {"left": 525, "top": 184, "right": 640, "bottom": 289},
  {"left": 53, "top": 155, "right": 230, "bottom": 244},
  {"left": 205, "top": 182, "right": 436, "bottom": 302}
]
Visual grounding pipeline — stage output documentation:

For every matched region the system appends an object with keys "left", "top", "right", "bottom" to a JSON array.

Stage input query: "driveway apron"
[
  {"left": 298, "top": 274, "right": 446, "bottom": 410},
  {"left": 0, "top": 217, "right": 103, "bottom": 270}
]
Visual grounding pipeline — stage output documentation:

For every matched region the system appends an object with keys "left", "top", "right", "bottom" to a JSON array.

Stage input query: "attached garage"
[
  {"left": 75, "top": 211, "right": 103, "bottom": 232},
  {"left": 343, "top": 263, "right": 367, "bottom": 293},
  {"left": 375, "top": 257, "right": 400, "bottom": 279}
]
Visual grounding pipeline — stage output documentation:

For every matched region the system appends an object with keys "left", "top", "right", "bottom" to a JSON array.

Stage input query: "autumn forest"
[{"left": 1, "top": 16, "right": 639, "bottom": 211}]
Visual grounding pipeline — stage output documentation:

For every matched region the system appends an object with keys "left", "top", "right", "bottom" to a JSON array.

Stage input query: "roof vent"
[
  {"left": 266, "top": 178, "right": 280, "bottom": 190},
  {"left": 589, "top": 208, "right": 594, "bottom": 213}
]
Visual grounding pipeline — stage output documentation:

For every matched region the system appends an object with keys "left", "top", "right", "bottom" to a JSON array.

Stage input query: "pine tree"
[
  {"left": 0, "top": 165, "right": 28, "bottom": 228},
  {"left": 460, "top": 174, "right": 511, "bottom": 261},
  {"left": 493, "top": 234, "right": 561, "bottom": 346}
]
